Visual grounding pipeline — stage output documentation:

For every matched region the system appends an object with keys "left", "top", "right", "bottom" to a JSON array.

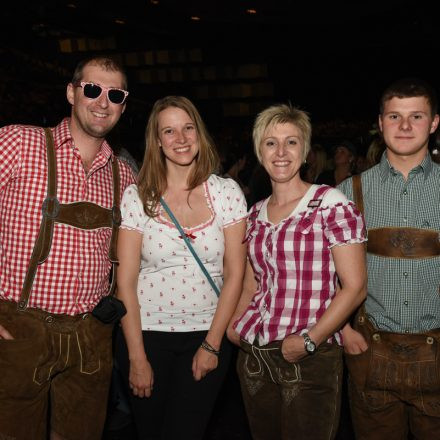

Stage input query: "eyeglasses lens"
[
  {"left": 108, "top": 89, "right": 125, "bottom": 104},
  {"left": 83, "top": 83, "right": 102, "bottom": 99},
  {"left": 82, "top": 83, "right": 126, "bottom": 104}
]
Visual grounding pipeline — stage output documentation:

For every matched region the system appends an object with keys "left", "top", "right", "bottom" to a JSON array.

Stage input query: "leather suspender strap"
[
  {"left": 38, "top": 128, "right": 58, "bottom": 264},
  {"left": 18, "top": 128, "right": 121, "bottom": 310},
  {"left": 352, "top": 174, "right": 364, "bottom": 216},
  {"left": 109, "top": 158, "right": 121, "bottom": 263},
  {"left": 108, "top": 159, "right": 121, "bottom": 296},
  {"left": 18, "top": 128, "right": 57, "bottom": 310}
]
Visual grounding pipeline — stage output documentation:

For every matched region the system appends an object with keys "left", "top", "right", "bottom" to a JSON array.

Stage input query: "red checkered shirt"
[
  {"left": 234, "top": 185, "right": 366, "bottom": 345},
  {"left": 0, "top": 118, "right": 135, "bottom": 315}
]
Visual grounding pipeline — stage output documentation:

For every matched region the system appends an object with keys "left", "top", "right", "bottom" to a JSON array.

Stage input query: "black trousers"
[{"left": 115, "top": 328, "right": 232, "bottom": 440}]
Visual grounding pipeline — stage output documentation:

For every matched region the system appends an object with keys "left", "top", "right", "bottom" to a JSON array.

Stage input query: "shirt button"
[
  {"left": 403, "top": 217, "right": 407, "bottom": 222},
  {"left": 405, "top": 329, "right": 410, "bottom": 334},
  {"left": 404, "top": 300, "right": 408, "bottom": 306},
  {"left": 403, "top": 190, "right": 408, "bottom": 195},
  {"left": 266, "top": 251, "right": 270, "bottom": 258},
  {"left": 403, "top": 272, "right": 408, "bottom": 277}
]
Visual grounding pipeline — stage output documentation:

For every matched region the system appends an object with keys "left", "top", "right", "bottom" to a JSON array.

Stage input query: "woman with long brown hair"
[{"left": 115, "top": 96, "right": 247, "bottom": 439}]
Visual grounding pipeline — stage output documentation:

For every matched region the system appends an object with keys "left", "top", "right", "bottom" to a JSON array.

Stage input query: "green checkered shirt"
[{"left": 338, "top": 153, "right": 440, "bottom": 333}]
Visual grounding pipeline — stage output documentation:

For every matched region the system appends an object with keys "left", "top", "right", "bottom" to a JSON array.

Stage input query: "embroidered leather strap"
[
  {"left": 18, "top": 128, "right": 121, "bottom": 310},
  {"left": 350, "top": 174, "right": 439, "bottom": 259},
  {"left": 367, "top": 227, "right": 440, "bottom": 259}
]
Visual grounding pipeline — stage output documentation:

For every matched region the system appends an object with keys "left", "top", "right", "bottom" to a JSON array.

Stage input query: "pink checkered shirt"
[
  {"left": 234, "top": 185, "right": 366, "bottom": 345},
  {"left": 0, "top": 118, "right": 135, "bottom": 315}
]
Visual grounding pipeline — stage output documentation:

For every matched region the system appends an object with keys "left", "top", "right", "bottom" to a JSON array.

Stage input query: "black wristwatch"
[{"left": 303, "top": 332, "right": 317, "bottom": 355}]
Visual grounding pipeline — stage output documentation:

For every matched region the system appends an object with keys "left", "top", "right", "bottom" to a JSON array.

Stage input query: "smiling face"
[
  {"left": 260, "top": 122, "right": 304, "bottom": 184},
  {"left": 379, "top": 96, "right": 439, "bottom": 164},
  {"left": 67, "top": 63, "right": 126, "bottom": 140},
  {"left": 157, "top": 106, "right": 199, "bottom": 169}
]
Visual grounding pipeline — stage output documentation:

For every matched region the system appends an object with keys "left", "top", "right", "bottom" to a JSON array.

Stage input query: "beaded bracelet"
[{"left": 200, "top": 340, "right": 220, "bottom": 356}]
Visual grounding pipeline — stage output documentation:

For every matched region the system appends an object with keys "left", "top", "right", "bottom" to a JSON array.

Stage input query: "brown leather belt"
[{"left": 368, "top": 227, "right": 440, "bottom": 259}]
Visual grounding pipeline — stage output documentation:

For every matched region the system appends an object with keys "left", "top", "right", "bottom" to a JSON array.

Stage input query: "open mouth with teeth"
[
  {"left": 91, "top": 111, "right": 108, "bottom": 119},
  {"left": 273, "top": 161, "right": 291, "bottom": 166},
  {"left": 174, "top": 146, "right": 191, "bottom": 153}
]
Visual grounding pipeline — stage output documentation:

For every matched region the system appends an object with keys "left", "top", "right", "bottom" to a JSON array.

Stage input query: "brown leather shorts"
[
  {"left": 238, "top": 339, "right": 343, "bottom": 440},
  {"left": 345, "top": 309, "right": 440, "bottom": 417},
  {"left": 0, "top": 300, "right": 113, "bottom": 440}
]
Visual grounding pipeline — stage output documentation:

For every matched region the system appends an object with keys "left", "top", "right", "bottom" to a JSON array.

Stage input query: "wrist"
[
  {"left": 200, "top": 340, "right": 220, "bottom": 356},
  {"left": 129, "top": 352, "right": 148, "bottom": 364},
  {"left": 307, "top": 327, "right": 326, "bottom": 347},
  {"left": 204, "top": 334, "right": 221, "bottom": 351},
  {"left": 302, "top": 332, "right": 317, "bottom": 355}
]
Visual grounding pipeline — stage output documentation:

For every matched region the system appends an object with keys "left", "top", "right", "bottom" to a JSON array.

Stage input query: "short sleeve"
[
  {"left": 320, "top": 187, "right": 366, "bottom": 247},
  {"left": 120, "top": 184, "right": 147, "bottom": 233},
  {"left": 209, "top": 175, "right": 247, "bottom": 227}
]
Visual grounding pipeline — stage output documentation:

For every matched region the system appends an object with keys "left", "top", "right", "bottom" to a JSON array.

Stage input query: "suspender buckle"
[
  {"left": 112, "top": 206, "right": 122, "bottom": 226},
  {"left": 42, "top": 196, "right": 60, "bottom": 219}
]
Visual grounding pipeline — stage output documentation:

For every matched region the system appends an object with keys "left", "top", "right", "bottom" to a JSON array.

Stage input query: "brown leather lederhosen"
[
  {"left": 347, "top": 175, "right": 440, "bottom": 420},
  {"left": 345, "top": 177, "right": 440, "bottom": 436},
  {"left": 17, "top": 127, "right": 121, "bottom": 312}
]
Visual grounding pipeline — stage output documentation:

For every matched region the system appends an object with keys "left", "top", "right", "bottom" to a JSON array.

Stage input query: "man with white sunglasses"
[{"left": 0, "top": 56, "right": 135, "bottom": 440}]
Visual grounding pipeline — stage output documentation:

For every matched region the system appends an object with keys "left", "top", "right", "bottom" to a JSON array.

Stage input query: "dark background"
[
  {"left": 1, "top": 0, "right": 438, "bottom": 160},
  {"left": 2, "top": 3, "right": 436, "bottom": 438}
]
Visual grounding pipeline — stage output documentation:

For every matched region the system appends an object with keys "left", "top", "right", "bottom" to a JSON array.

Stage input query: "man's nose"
[
  {"left": 96, "top": 92, "right": 109, "bottom": 108},
  {"left": 399, "top": 117, "right": 411, "bottom": 130}
]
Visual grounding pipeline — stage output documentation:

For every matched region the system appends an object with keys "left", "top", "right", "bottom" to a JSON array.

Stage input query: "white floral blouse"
[{"left": 120, "top": 174, "right": 247, "bottom": 332}]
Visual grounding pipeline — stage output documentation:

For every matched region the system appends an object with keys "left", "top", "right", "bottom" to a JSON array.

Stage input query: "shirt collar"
[
  {"left": 379, "top": 150, "right": 433, "bottom": 182},
  {"left": 52, "top": 118, "right": 73, "bottom": 149},
  {"left": 52, "top": 117, "right": 114, "bottom": 163}
]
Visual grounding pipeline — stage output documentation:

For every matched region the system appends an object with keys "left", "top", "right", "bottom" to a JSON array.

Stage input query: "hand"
[
  {"left": 341, "top": 325, "right": 368, "bottom": 354},
  {"left": 192, "top": 347, "right": 218, "bottom": 381},
  {"left": 281, "top": 334, "right": 307, "bottom": 363},
  {"left": 0, "top": 324, "right": 13, "bottom": 340},
  {"left": 226, "top": 323, "right": 240, "bottom": 347},
  {"left": 129, "top": 358, "right": 154, "bottom": 398}
]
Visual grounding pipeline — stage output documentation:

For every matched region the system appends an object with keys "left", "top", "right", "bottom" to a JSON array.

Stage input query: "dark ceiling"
[{"left": 0, "top": 0, "right": 437, "bottom": 154}]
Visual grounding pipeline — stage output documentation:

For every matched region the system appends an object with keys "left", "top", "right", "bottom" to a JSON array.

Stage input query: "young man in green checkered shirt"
[{"left": 338, "top": 78, "right": 440, "bottom": 439}]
